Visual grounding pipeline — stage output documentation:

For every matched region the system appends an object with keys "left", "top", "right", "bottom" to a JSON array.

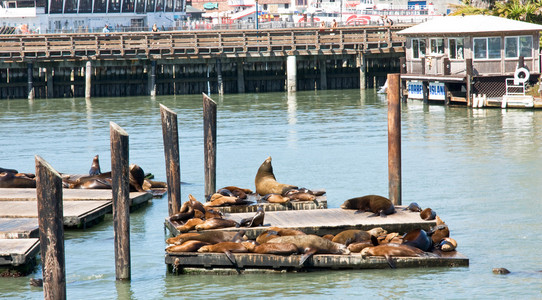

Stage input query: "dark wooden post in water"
[
  {"left": 35, "top": 156, "right": 66, "bottom": 300},
  {"left": 149, "top": 61, "right": 157, "bottom": 97},
  {"left": 466, "top": 58, "right": 473, "bottom": 107},
  {"left": 160, "top": 104, "right": 181, "bottom": 216},
  {"left": 216, "top": 58, "right": 224, "bottom": 95},
  {"left": 203, "top": 93, "right": 217, "bottom": 198},
  {"left": 27, "top": 63, "right": 34, "bottom": 100},
  {"left": 387, "top": 73, "right": 401, "bottom": 205},
  {"left": 110, "top": 122, "right": 131, "bottom": 281}
]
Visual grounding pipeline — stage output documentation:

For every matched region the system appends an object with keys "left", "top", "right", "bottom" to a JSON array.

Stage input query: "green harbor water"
[{"left": 0, "top": 89, "right": 541, "bottom": 298}]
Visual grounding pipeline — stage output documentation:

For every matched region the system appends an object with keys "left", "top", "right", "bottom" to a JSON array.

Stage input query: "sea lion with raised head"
[
  {"left": 267, "top": 234, "right": 350, "bottom": 265},
  {"left": 129, "top": 164, "right": 146, "bottom": 192},
  {"left": 361, "top": 243, "right": 435, "bottom": 268},
  {"left": 239, "top": 206, "right": 265, "bottom": 227},
  {"left": 89, "top": 155, "right": 101, "bottom": 175},
  {"left": 340, "top": 195, "right": 396, "bottom": 217},
  {"left": 166, "top": 240, "right": 210, "bottom": 253},
  {"left": 195, "top": 218, "right": 239, "bottom": 231},
  {"left": 255, "top": 156, "right": 298, "bottom": 196}
]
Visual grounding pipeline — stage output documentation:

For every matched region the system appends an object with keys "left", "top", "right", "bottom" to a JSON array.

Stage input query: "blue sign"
[
  {"left": 408, "top": 81, "right": 423, "bottom": 99},
  {"left": 429, "top": 82, "right": 445, "bottom": 100}
]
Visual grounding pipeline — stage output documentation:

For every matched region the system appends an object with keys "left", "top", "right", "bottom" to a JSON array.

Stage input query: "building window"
[
  {"left": 448, "top": 38, "right": 464, "bottom": 60},
  {"left": 412, "top": 38, "right": 426, "bottom": 59},
  {"left": 429, "top": 38, "right": 444, "bottom": 54},
  {"left": 505, "top": 36, "right": 533, "bottom": 58},
  {"left": 473, "top": 37, "right": 501, "bottom": 60}
]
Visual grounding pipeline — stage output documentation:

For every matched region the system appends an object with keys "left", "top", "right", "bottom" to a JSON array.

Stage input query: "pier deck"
[
  {"left": 0, "top": 218, "right": 39, "bottom": 239},
  {"left": 166, "top": 207, "right": 436, "bottom": 239},
  {"left": 0, "top": 238, "right": 40, "bottom": 267}
]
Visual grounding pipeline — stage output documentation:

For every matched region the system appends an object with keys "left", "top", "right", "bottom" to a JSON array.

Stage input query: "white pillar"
[
  {"left": 287, "top": 55, "right": 297, "bottom": 92},
  {"left": 85, "top": 61, "right": 92, "bottom": 99}
]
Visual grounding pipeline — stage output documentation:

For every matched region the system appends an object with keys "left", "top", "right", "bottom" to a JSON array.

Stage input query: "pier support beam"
[
  {"left": 319, "top": 59, "right": 327, "bottom": 90},
  {"left": 27, "top": 63, "right": 34, "bottom": 100},
  {"left": 359, "top": 54, "right": 366, "bottom": 90},
  {"left": 216, "top": 59, "right": 224, "bottom": 95},
  {"left": 287, "top": 55, "right": 297, "bottom": 92},
  {"left": 387, "top": 73, "right": 402, "bottom": 206},
  {"left": 47, "top": 67, "right": 54, "bottom": 98},
  {"left": 149, "top": 61, "right": 157, "bottom": 97},
  {"left": 237, "top": 62, "right": 245, "bottom": 93},
  {"left": 85, "top": 61, "right": 92, "bottom": 99},
  {"left": 203, "top": 93, "right": 217, "bottom": 199},
  {"left": 160, "top": 104, "right": 181, "bottom": 216}
]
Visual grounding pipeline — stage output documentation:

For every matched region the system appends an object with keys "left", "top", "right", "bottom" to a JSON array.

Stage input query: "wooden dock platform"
[
  {"left": 0, "top": 238, "right": 40, "bottom": 267},
  {"left": 0, "top": 218, "right": 39, "bottom": 239},
  {"left": 166, "top": 207, "right": 436, "bottom": 239},
  {"left": 165, "top": 251, "right": 469, "bottom": 274}
]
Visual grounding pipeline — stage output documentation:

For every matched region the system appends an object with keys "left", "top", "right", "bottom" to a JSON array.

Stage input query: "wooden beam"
[
  {"left": 203, "top": 93, "right": 217, "bottom": 199},
  {"left": 160, "top": 104, "right": 181, "bottom": 216}
]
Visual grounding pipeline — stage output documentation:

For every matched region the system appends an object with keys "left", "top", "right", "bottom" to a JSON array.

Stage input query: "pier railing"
[{"left": 0, "top": 25, "right": 407, "bottom": 61}]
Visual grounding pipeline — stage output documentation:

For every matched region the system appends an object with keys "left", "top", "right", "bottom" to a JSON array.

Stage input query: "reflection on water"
[{"left": 0, "top": 90, "right": 541, "bottom": 299}]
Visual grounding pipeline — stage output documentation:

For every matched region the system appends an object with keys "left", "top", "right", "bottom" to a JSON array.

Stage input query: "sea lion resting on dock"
[
  {"left": 255, "top": 156, "right": 298, "bottom": 196},
  {"left": 340, "top": 195, "right": 396, "bottom": 217},
  {"left": 166, "top": 240, "right": 210, "bottom": 253},
  {"left": 171, "top": 230, "right": 246, "bottom": 245},
  {"left": 239, "top": 206, "right": 265, "bottom": 227},
  {"left": 360, "top": 243, "right": 437, "bottom": 269},
  {"left": 176, "top": 218, "right": 205, "bottom": 233},
  {"left": 0, "top": 171, "right": 36, "bottom": 188},
  {"left": 195, "top": 218, "right": 239, "bottom": 231},
  {"left": 267, "top": 234, "right": 350, "bottom": 265},
  {"left": 255, "top": 227, "right": 306, "bottom": 244}
]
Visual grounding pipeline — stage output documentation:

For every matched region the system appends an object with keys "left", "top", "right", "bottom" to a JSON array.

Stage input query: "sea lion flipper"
[
  {"left": 379, "top": 211, "right": 388, "bottom": 218},
  {"left": 384, "top": 255, "right": 396, "bottom": 269},
  {"left": 299, "top": 248, "right": 317, "bottom": 265},
  {"left": 223, "top": 250, "right": 238, "bottom": 266},
  {"left": 367, "top": 212, "right": 379, "bottom": 218}
]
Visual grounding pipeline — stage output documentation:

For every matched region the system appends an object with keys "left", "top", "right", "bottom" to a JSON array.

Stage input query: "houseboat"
[{"left": 398, "top": 15, "right": 542, "bottom": 108}]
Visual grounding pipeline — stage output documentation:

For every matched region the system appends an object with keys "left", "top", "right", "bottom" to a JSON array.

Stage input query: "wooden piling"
[
  {"left": 358, "top": 53, "right": 366, "bottom": 90},
  {"left": 216, "top": 58, "right": 224, "bottom": 95},
  {"left": 27, "top": 63, "right": 34, "bottom": 100},
  {"left": 387, "top": 73, "right": 401, "bottom": 205},
  {"left": 149, "top": 61, "right": 157, "bottom": 97},
  {"left": 85, "top": 61, "right": 92, "bottom": 99},
  {"left": 466, "top": 58, "right": 473, "bottom": 107},
  {"left": 35, "top": 155, "right": 66, "bottom": 300},
  {"left": 109, "top": 122, "right": 131, "bottom": 281},
  {"left": 160, "top": 104, "right": 181, "bottom": 216},
  {"left": 320, "top": 59, "right": 328, "bottom": 90},
  {"left": 203, "top": 93, "right": 217, "bottom": 199}
]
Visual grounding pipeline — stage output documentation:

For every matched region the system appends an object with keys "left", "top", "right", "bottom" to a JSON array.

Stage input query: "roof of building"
[{"left": 398, "top": 15, "right": 542, "bottom": 36}]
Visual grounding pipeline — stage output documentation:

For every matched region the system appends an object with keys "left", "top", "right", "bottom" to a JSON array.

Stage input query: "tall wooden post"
[
  {"left": 203, "top": 93, "right": 217, "bottom": 199},
  {"left": 46, "top": 67, "right": 54, "bottom": 98},
  {"left": 466, "top": 58, "right": 473, "bottom": 107},
  {"left": 85, "top": 61, "right": 92, "bottom": 99},
  {"left": 149, "top": 61, "right": 156, "bottom": 97},
  {"left": 237, "top": 62, "right": 245, "bottom": 93},
  {"left": 160, "top": 104, "right": 181, "bottom": 216},
  {"left": 387, "top": 73, "right": 401, "bottom": 205},
  {"left": 35, "top": 156, "right": 66, "bottom": 300},
  {"left": 110, "top": 122, "right": 131, "bottom": 281},
  {"left": 216, "top": 58, "right": 224, "bottom": 95},
  {"left": 320, "top": 59, "right": 327, "bottom": 90},
  {"left": 27, "top": 63, "right": 34, "bottom": 100},
  {"left": 358, "top": 53, "right": 366, "bottom": 90}
]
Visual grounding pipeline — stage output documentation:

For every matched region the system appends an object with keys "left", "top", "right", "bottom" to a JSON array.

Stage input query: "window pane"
[
  {"left": 505, "top": 37, "right": 518, "bottom": 58},
  {"left": 430, "top": 39, "right": 443, "bottom": 54},
  {"left": 413, "top": 40, "right": 419, "bottom": 59},
  {"left": 488, "top": 37, "right": 501, "bottom": 59},
  {"left": 94, "top": 0, "right": 107, "bottom": 12},
  {"left": 456, "top": 38, "right": 464, "bottom": 59},
  {"left": 449, "top": 39, "right": 456, "bottom": 59},
  {"left": 519, "top": 36, "right": 532, "bottom": 58},
  {"left": 79, "top": 0, "right": 92, "bottom": 13},
  {"left": 146, "top": 0, "right": 155, "bottom": 12},
  {"left": 419, "top": 39, "right": 426, "bottom": 56},
  {"left": 473, "top": 38, "right": 487, "bottom": 59}
]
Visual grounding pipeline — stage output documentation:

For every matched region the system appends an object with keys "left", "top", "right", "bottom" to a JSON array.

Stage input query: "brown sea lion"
[
  {"left": 492, "top": 268, "right": 511, "bottom": 275},
  {"left": 255, "top": 227, "right": 306, "bottom": 244},
  {"left": 332, "top": 230, "right": 371, "bottom": 245},
  {"left": 340, "top": 195, "right": 396, "bottom": 217},
  {"left": 268, "top": 234, "right": 350, "bottom": 265},
  {"left": 367, "top": 227, "right": 388, "bottom": 237},
  {"left": 195, "top": 218, "right": 239, "bottom": 231},
  {"left": 129, "top": 164, "right": 146, "bottom": 192},
  {"left": 69, "top": 176, "right": 111, "bottom": 189},
  {"left": 437, "top": 237, "right": 457, "bottom": 252},
  {"left": 347, "top": 241, "right": 376, "bottom": 253},
  {"left": 143, "top": 179, "right": 167, "bottom": 190},
  {"left": 420, "top": 208, "right": 436, "bottom": 220},
  {"left": 261, "top": 193, "right": 290, "bottom": 204},
  {"left": 170, "top": 208, "right": 195, "bottom": 223},
  {"left": 286, "top": 192, "right": 316, "bottom": 202},
  {"left": 219, "top": 186, "right": 253, "bottom": 199},
  {"left": 204, "top": 208, "right": 223, "bottom": 219},
  {"left": 204, "top": 194, "right": 240, "bottom": 207},
  {"left": 239, "top": 206, "right": 265, "bottom": 227},
  {"left": 166, "top": 240, "right": 210, "bottom": 253},
  {"left": 176, "top": 218, "right": 205, "bottom": 233},
  {"left": 429, "top": 224, "right": 450, "bottom": 244},
  {"left": 0, "top": 172, "right": 36, "bottom": 188},
  {"left": 403, "top": 202, "right": 422, "bottom": 212},
  {"left": 255, "top": 156, "right": 298, "bottom": 196},
  {"left": 187, "top": 194, "right": 205, "bottom": 214},
  {"left": 322, "top": 234, "right": 335, "bottom": 241},
  {"left": 198, "top": 241, "right": 250, "bottom": 266},
  {"left": 403, "top": 228, "right": 432, "bottom": 251},
  {"left": 361, "top": 243, "right": 434, "bottom": 268},
  {"left": 172, "top": 231, "right": 244, "bottom": 245},
  {"left": 0, "top": 167, "right": 18, "bottom": 174},
  {"left": 378, "top": 232, "right": 403, "bottom": 244},
  {"left": 250, "top": 243, "right": 299, "bottom": 255},
  {"left": 221, "top": 186, "right": 253, "bottom": 194},
  {"left": 166, "top": 232, "right": 201, "bottom": 245},
  {"left": 89, "top": 155, "right": 101, "bottom": 175}
]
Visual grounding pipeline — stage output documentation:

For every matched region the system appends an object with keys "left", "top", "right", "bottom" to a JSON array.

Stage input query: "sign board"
[
  {"left": 407, "top": 81, "right": 423, "bottom": 99},
  {"left": 429, "top": 82, "right": 445, "bottom": 100}
]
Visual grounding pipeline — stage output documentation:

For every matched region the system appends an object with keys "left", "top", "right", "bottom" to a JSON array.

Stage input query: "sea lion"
[
  {"left": 172, "top": 231, "right": 245, "bottom": 245},
  {"left": 129, "top": 164, "right": 146, "bottom": 192},
  {"left": 204, "top": 208, "right": 223, "bottom": 220},
  {"left": 340, "top": 195, "right": 396, "bottom": 217},
  {"left": 166, "top": 232, "right": 200, "bottom": 245},
  {"left": 255, "top": 156, "right": 298, "bottom": 196},
  {"left": 256, "top": 227, "right": 306, "bottom": 244},
  {"left": 322, "top": 234, "right": 334, "bottom": 241},
  {"left": 420, "top": 208, "right": 436, "bottom": 220},
  {"left": 194, "top": 218, "right": 239, "bottom": 231},
  {"left": 198, "top": 241, "right": 250, "bottom": 266},
  {"left": 285, "top": 192, "right": 316, "bottom": 202},
  {"left": 0, "top": 172, "right": 36, "bottom": 188},
  {"left": 361, "top": 243, "right": 434, "bottom": 268},
  {"left": 0, "top": 167, "right": 18, "bottom": 174},
  {"left": 437, "top": 237, "right": 457, "bottom": 252},
  {"left": 428, "top": 224, "right": 450, "bottom": 244},
  {"left": 250, "top": 243, "right": 299, "bottom": 255},
  {"left": 217, "top": 188, "right": 235, "bottom": 197},
  {"left": 89, "top": 155, "right": 101, "bottom": 175},
  {"left": 492, "top": 268, "right": 511, "bottom": 275},
  {"left": 378, "top": 232, "right": 403, "bottom": 244},
  {"left": 331, "top": 230, "right": 371, "bottom": 245},
  {"left": 403, "top": 228, "right": 433, "bottom": 251},
  {"left": 204, "top": 194, "right": 240, "bottom": 207},
  {"left": 403, "top": 202, "right": 422, "bottom": 212},
  {"left": 219, "top": 186, "right": 253, "bottom": 199},
  {"left": 68, "top": 176, "right": 112, "bottom": 189},
  {"left": 239, "top": 206, "right": 264, "bottom": 227},
  {"left": 367, "top": 227, "right": 388, "bottom": 237},
  {"left": 347, "top": 241, "right": 376, "bottom": 253},
  {"left": 166, "top": 240, "right": 210, "bottom": 253},
  {"left": 267, "top": 234, "right": 350, "bottom": 265},
  {"left": 170, "top": 208, "right": 195, "bottom": 223},
  {"left": 261, "top": 193, "right": 289, "bottom": 204},
  {"left": 176, "top": 218, "right": 205, "bottom": 233}
]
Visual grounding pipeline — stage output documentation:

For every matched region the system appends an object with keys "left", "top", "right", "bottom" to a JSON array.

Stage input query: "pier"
[{"left": 0, "top": 25, "right": 406, "bottom": 99}]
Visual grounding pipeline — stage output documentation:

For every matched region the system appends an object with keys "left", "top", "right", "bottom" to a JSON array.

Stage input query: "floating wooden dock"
[
  {"left": 166, "top": 207, "right": 436, "bottom": 239},
  {"left": 0, "top": 218, "right": 39, "bottom": 239},
  {"left": 0, "top": 238, "right": 40, "bottom": 267}
]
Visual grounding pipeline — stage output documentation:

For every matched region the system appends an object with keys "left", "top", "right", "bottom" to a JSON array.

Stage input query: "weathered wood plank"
[
  {"left": 0, "top": 218, "right": 39, "bottom": 239},
  {"left": 0, "top": 188, "right": 150, "bottom": 202},
  {"left": 165, "top": 251, "right": 468, "bottom": 273},
  {"left": 0, "top": 238, "right": 40, "bottom": 266}
]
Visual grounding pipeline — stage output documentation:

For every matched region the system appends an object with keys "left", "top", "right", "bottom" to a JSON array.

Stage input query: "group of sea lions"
[
  {"left": 0, "top": 155, "right": 166, "bottom": 192},
  {"left": 170, "top": 194, "right": 266, "bottom": 232}
]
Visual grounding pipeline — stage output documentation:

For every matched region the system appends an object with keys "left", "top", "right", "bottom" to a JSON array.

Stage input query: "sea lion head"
[
  {"left": 89, "top": 155, "right": 101, "bottom": 175},
  {"left": 256, "top": 156, "right": 276, "bottom": 180},
  {"left": 129, "top": 164, "right": 146, "bottom": 192}
]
